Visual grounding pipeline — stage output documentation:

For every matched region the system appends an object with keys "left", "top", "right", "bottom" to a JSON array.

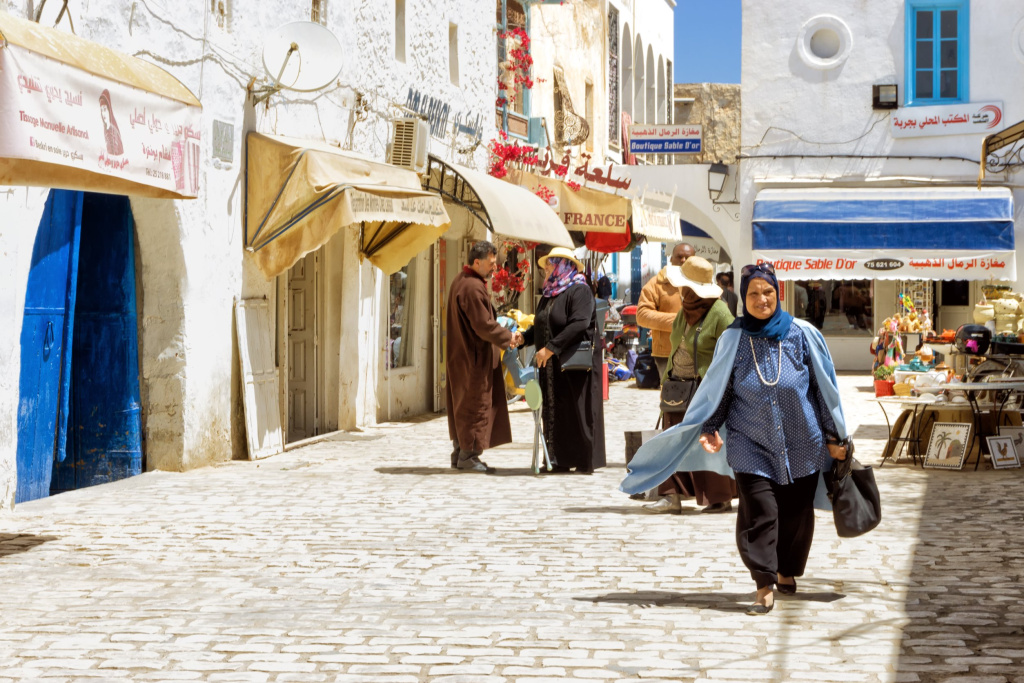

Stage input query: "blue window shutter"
[{"left": 905, "top": 0, "right": 969, "bottom": 106}]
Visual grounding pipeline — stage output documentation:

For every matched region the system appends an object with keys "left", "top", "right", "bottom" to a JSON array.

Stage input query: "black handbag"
[
  {"left": 660, "top": 377, "right": 700, "bottom": 413},
  {"left": 659, "top": 312, "right": 706, "bottom": 413},
  {"left": 824, "top": 442, "right": 882, "bottom": 538},
  {"left": 561, "top": 308, "right": 598, "bottom": 372},
  {"left": 560, "top": 340, "right": 593, "bottom": 371}
]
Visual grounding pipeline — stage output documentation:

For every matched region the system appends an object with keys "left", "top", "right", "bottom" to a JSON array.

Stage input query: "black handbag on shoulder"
[
  {"left": 560, "top": 339, "right": 594, "bottom": 371},
  {"left": 561, "top": 306, "right": 598, "bottom": 372},
  {"left": 659, "top": 313, "right": 706, "bottom": 414},
  {"left": 824, "top": 440, "right": 882, "bottom": 538}
]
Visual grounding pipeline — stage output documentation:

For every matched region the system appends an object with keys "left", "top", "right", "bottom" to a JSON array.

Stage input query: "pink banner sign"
[{"left": 0, "top": 44, "right": 202, "bottom": 196}]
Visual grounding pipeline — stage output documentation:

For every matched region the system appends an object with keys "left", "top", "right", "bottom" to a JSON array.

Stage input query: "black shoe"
[
  {"left": 701, "top": 501, "right": 733, "bottom": 514},
  {"left": 776, "top": 579, "right": 797, "bottom": 595},
  {"left": 746, "top": 602, "right": 774, "bottom": 615},
  {"left": 457, "top": 456, "right": 496, "bottom": 474},
  {"left": 547, "top": 465, "right": 572, "bottom": 473}
]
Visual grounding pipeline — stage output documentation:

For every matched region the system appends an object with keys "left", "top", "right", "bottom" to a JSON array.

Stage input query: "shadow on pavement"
[
  {"left": 852, "top": 423, "right": 890, "bottom": 440},
  {"left": 893, "top": 470, "right": 1024, "bottom": 678},
  {"left": 562, "top": 505, "right": 730, "bottom": 516},
  {"left": 0, "top": 534, "right": 56, "bottom": 558},
  {"left": 375, "top": 466, "right": 545, "bottom": 477},
  {"left": 563, "top": 505, "right": 658, "bottom": 515},
  {"left": 578, "top": 589, "right": 845, "bottom": 613}
]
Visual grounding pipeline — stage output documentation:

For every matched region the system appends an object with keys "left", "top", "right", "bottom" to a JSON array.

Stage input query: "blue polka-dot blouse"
[{"left": 701, "top": 324, "right": 837, "bottom": 484}]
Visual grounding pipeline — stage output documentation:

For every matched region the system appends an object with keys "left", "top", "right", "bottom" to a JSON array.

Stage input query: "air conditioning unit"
[{"left": 387, "top": 117, "right": 429, "bottom": 174}]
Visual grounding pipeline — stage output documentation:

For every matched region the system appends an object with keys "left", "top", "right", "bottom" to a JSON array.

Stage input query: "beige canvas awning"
[
  {"left": 422, "top": 157, "right": 573, "bottom": 247},
  {"left": 0, "top": 12, "right": 203, "bottom": 198},
  {"left": 246, "top": 133, "right": 451, "bottom": 278}
]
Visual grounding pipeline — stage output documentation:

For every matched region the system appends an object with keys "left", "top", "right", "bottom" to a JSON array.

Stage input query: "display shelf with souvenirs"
[
  {"left": 873, "top": 287, "right": 1024, "bottom": 405},
  {"left": 875, "top": 286, "right": 1024, "bottom": 470},
  {"left": 870, "top": 293, "right": 937, "bottom": 397},
  {"left": 899, "top": 280, "right": 934, "bottom": 322}
]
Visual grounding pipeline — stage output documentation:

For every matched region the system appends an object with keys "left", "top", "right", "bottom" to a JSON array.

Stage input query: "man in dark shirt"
[{"left": 717, "top": 272, "right": 739, "bottom": 316}]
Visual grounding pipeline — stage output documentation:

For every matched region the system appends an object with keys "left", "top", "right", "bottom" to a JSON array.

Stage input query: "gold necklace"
[{"left": 749, "top": 337, "right": 783, "bottom": 386}]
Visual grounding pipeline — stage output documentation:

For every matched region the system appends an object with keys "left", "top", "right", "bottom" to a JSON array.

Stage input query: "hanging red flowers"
[
  {"left": 487, "top": 130, "right": 539, "bottom": 179},
  {"left": 496, "top": 27, "right": 534, "bottom": 108},
  {"left": 490, "top": 239, "right": 533, "bottom": 313}
]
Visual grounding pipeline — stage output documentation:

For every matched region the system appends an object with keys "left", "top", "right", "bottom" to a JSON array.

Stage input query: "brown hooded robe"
[{"left": 445, "top": 267, "right": 514, "bottom": 454}]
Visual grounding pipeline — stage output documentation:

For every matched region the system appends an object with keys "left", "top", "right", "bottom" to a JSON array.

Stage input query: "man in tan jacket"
[{"left": 636, "top": 242, "right": 694, "bottom": 382}]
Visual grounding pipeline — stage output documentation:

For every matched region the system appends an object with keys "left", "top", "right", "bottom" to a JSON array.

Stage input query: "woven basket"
[{"left": 893, "top": 382, "right": 912, "bottom": 397}]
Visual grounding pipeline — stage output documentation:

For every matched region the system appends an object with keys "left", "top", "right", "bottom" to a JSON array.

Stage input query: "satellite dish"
[{"left": 262, "top": 22, "right": 343, "bottom": 92}]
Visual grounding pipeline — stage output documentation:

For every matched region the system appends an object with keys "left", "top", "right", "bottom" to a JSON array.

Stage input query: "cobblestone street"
[{"left": 1, "top": 375, "right": 1023, "bottom": 682}]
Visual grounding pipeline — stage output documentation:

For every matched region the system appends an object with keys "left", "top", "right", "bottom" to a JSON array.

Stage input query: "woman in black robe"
[{"left": 524, "top": 247, "right": 606, "bottom": 473}]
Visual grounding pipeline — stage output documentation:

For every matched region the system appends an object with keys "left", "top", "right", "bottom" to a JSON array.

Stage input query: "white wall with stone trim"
[{"left": 0, "top": 0, "right": 497, "bottom": 511}]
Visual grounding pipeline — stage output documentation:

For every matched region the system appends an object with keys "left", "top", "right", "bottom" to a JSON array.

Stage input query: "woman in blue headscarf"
[{"left": 621, "top": 263, "right": 850, "bottom": 616}]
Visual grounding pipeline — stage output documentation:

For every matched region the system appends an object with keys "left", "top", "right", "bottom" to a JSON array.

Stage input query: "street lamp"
[{"left": 708, "top": 162, "right": 729, "bottom": 201}]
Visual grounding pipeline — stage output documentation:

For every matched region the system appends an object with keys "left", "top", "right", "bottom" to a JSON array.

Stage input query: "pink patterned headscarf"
[{"left": 542, "top": 257, "right": 587, "bottom": 298}]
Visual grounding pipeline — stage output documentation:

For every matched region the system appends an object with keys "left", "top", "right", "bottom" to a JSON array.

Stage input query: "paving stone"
[{"left": 1, "top": 378, "right": 1022, "bottom": 681}]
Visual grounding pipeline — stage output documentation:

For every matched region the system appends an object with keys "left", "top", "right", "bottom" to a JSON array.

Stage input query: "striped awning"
[{"left": 752, "top": 187, "right": 1015, "bottom": 280}]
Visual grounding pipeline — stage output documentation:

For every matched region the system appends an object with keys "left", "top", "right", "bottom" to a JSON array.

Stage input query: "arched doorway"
[{"left": 16, "top": 190, "right": 143, "bottom": 502}]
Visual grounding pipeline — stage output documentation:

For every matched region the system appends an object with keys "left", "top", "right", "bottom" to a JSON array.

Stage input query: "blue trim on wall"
[{"left": 905, "top": 0, "right": 969, "bottom": 105}]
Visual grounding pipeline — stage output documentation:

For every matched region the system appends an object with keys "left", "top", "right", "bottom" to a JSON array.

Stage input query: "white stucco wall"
[
  {"left": 0, "top": 0, "right": 497, "bottom": 510},
  {"left": 740, "top": 1, "right": 1024, "bottom": 368},
  {"left": 740, "top": 1, "right": 1024, "bottom": 268},
  {"left": 610, "top": 0, "right": 675, "bottom": 161},
  {"left": 0, "top": 188, "right": 49, "bottom": 513}
]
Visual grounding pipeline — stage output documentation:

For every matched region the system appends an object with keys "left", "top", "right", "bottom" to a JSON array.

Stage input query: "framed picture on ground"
[
  {"left": 991, "top": 430, "right": 1023, "bottom": 469},
  {"left": 924, "top": 422, "right": 971, "bottom": 470}
]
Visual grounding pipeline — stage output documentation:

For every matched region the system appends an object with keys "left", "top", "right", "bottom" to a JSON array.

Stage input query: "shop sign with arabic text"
[
  {"left": 0, "top": 44, "right": 202, "bottom": 197},
  {"left": 751, "top": 250, "right": 1015, "bottom": 281},
  {"left": 890, "top": 101, "right": 1003, "bottom": 138},
  {"left": 627, "top": 124, "right": 702, "bottom": 154}
]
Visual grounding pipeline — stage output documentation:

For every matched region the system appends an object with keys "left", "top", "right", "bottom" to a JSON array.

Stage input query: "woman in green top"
[{"left": 643, "top": 256, "right": 736, "bottom": 514}]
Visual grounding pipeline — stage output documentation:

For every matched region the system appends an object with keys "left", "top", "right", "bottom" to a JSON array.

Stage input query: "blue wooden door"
[
  {"left": 52, "top": 194, "right": 143, "bottom": 492},
  {"left": 16, "top": 190, "right": 83, "bottom": 503}
]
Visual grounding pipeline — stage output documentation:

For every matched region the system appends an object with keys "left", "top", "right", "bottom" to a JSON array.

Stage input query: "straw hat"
[
  {"left": 666, "top": 256, "right": 722, "bottom": 298},
  {"left": 538, "top": 247, "right": 584, "bottom": 272}
]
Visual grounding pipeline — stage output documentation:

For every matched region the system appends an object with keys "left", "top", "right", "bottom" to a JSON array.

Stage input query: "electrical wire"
[{"left": 745, "top": 114, "right": 892, "bottom": 151}]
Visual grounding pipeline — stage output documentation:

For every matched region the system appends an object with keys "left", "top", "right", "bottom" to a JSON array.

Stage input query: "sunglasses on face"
[{"left": 741, "top": 263, "right": 776, "bottom": 278}]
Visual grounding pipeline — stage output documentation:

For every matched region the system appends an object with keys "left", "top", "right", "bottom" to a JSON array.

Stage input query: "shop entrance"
[
  {"left": 16, "top": 190, "right": 143, "bottom": 503},
  {"left": 285, "top": 249, "right": 323, "bottom": 443},
  {"left": 938, "top": 280, "right": 973, "bottom": 332}
]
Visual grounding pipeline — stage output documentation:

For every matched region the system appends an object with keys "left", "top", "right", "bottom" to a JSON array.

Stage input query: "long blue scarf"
[{"left": 733, "top": 268, "right": 793, "bottom": 341}]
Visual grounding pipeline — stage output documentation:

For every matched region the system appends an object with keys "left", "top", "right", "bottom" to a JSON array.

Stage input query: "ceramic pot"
[
  {"left": 973, "top": 303, "right": 995, "bottom": 324},
  {"left": 874, "top": 379, "right": 895, "bottom": 397}
]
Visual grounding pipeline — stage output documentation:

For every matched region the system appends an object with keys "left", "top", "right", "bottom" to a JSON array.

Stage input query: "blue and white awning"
[{"left": 752, "top": 187, "right": 1015, "bottom": 280}]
